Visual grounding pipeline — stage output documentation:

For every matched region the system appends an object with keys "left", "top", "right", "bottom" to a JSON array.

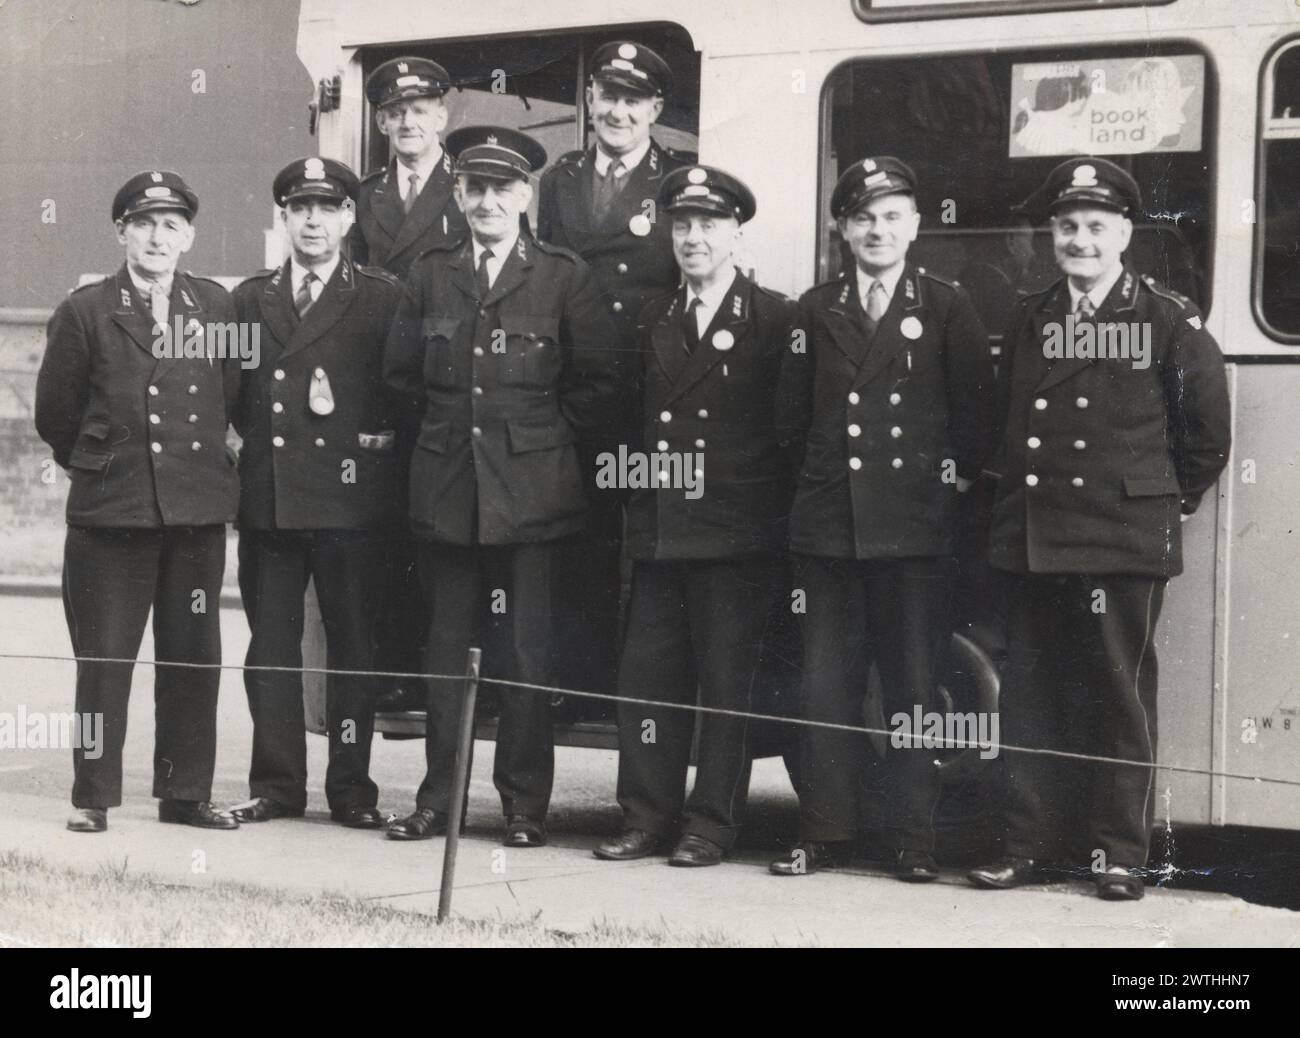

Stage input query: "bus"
[{"left": 299, "top": 0, "right": 1300, "bottom": 834}]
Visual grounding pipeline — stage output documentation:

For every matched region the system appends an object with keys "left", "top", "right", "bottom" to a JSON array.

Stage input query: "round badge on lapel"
[
  {"left": 712, "top": 329, "right": 735, "bottom": 351},
  {"left": 628, "top": 213, "right": 652, "bottom": 237},
  {"left": 900, "top": 316, "right": 923, "bottom": 340}
]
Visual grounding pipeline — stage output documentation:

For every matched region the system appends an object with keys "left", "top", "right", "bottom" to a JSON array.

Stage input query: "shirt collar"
[
  {"left": 472, "top": 229, "right": 520, "bottom": 268},
  {"left": 126, "top": 266, "right": 174, "bottom": 301},
  {"left": 1067, "top": 263, "right": 1125, "bottom": 313},
  {"left": 855, "top": 261, "right": 906, "bottom": 304},
  {"left": 395, "top": 144, "right": 443, "bottom": 194},
  {"left": 595, "top": 136, "right": 652, "bottom": 177},
  {"left": 685, "top": 267, "right": 737, "bottom": 314},
  {"left": 290, "top": 252, "right": 340, "bottom": 293}
]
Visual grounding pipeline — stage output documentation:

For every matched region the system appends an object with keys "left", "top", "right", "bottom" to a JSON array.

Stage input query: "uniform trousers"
[
  {"left": 615, "top": 558, "right": 782, "bottom": 849},
  {"left": 62, "top": 524, "right": 226, "bottom": 808},
  {"left": 795, "top": 554, "right": 952, "bottom": 852},
  {"left": 238, "top": 528, "right": 382, "bottom": 813},
  {"left": 997, "top": 572, "right": 1165, "bottom": 868},
  {"left": 414, "top": 539, "right": 556, "bottom": 818}
]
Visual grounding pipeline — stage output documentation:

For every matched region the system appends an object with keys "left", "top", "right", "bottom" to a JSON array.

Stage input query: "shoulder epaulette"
[
  {"left": 801, "top": 275, "right": 847, "bottom": 299},
  {"left": 752, "top": 282, "right": 790, "bottom": 304},
  {"left": 360, "top": 167, "right": 386, "bottom": 183},
  {"left": 239, "top": 268, "right": 277, "bottom": 283},
  {"left": 532, "top": 237, "right": 582, "bottom": 263},
  {"left": 553, "top": 150, "right": 585, "bottom": 167},
  {"left": 662, "top": 146, "right": 699, "bottom": 164},
  {"left": 183, "top": 271, "right": 228, "bottom": 289},
  {"left": 69, "top": 275, "right": 108, "bottom": 295},
  {"left": 412, "top": 237, "right": 467, "bottom": 264},
  {"left": 1141, "top": 274, "right": 1191, "bottom": 311},
  {"left": 916, "top": 267, "right": 961, "bottom": 290},
  {"left": 356, "top": 263, "right": 400, "bottom": 284}
]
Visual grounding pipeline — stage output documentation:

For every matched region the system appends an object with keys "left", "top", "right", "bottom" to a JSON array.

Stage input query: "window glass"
[
  {"left": 1257, "top": 40, "right": 1300, "bottom": 340},
  {"left": 362, "top": 26, "right": 698, "bottom": 228},
  {"left": 820, "top": 45, "right": 1214, "bottom": 337},
  {"left": 854, "top": 0, "right": 1173, "bottom": 24}
]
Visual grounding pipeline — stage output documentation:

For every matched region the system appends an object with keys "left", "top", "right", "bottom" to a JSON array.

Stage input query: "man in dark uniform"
[
  {"left": 36, "top": 171, "right": 242, "bottom": 833},
  {"left": 384, "top": 126, "right": 620, "bottom": 847},
  {"left": 592, "top": 166, "right": 798, "bottom": 867},
  {"left": 229, "top": 158, "right": 403, "bottom": 829},
  {"left": 967, "top": 157, "right": 1231, "bottom": 900},
  {"left": 350, "top": 56, "right": 470, "bottom": 714},
  {"left": 771, "top": 157, "right": 995, "bottom": 881},
  {"left": 536, "top": 41, "right": 693, "bottom": 706}
]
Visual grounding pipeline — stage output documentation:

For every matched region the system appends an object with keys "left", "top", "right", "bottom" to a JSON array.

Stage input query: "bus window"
[
  {"left": 1256, "top": 39, "right": 1300, "bottom": 342},
  {"left": 360, "top": 26, "right": 699, "bottom": 227},
  {"left": 819, "top": 45, "right": 1214, "bottom": 338},
  {"left": 853, "top": 0, "right": 1172, "bottom": 23}
]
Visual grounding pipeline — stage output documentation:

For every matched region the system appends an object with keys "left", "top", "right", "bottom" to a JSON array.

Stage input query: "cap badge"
[
  {"left": 144, "top": 187, "right": 172, "bottom": 199},
  {"left": 629, "top": 213, "right": 652, "bottom": 237},
  {"left": 682, "top": 185, "right": 709, "bottom": 198},
  {"left": 900, "top": 316, "right": 923, "bottom": 340},
  {"left": 712, "top": 329, "right": 735, "bottom": 351},
  {"left": 309, "top": 369, "right": 335, "bottom": 416},
  {"left": 397, "top": 62, "right": 409, "bottom": 74},
  {"left": 618, "top": 43, "right": 638, "bottom": 60},
  {"left": 862, "top": 159, "right": 876, "bottom": 172},
  {"left": 687, "top": 168, "right": 708, "bottom": 185},
  {"left": 611, "top": 58, "right": 635, "bottom": 72},
  {"left": 864, "top": 171, "right": 888, "bottom": 187},
  {"left": 304, "top": 158, "right": 326, "bottom": 180},
  {"left": 150, "top": 172, "right": 163, "bottom": 183},
  {"left": 1072, "top": 164, "right": 1098, "bottom": 187},
  {"left": 1187, "top": 315, "right": 1202, "bottom": 330},
  {"left": 486, "top": 134, "right": 499, "bottom": 145}
]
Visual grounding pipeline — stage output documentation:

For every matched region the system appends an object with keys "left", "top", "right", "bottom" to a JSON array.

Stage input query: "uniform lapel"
[
  {"left": 601, "top": 140, "right": 665, "bottom": 234},
  {"left": 443, "top": 239, "right": 479, "bottom": 303},
  {"left": 389, "top": 150, "right": 455, "bottom": 262},
  {"left": 153, "top": 272, "right": 208, "bottom": 384},
  {"left": 259, "top": 261, "right": 297, "bottom": 356},
  {"left": 667, "top": 270, "right": 750, "bottom": 403},
  {"left": 368, "top": 160, "right": 405, "bottom": 245},
  {"left": 851, "top": 265, "right": 919, "bottom": 389},
  {"left": 281, "top": 256, "right": 357, "bottom": 359},
  {"left": 481, "top": 232, "right": 535, "bottom": 308},
  {"left": 651, "top": 289, "right": 690, "bottom": 386},
  {"left": 109, "top": 265, "right": 165, "bottom": 359},
  {"left": 818, "top": 274, "right": 870, "bottom": 367}
]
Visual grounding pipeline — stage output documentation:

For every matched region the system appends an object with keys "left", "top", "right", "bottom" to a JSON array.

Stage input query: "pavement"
[{"left": 2, "top": 592, "right": 1299, "bottom": 947}]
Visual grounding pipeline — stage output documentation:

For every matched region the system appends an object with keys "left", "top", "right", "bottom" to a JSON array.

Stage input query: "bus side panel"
[{"left": 1219, "top": 363, "right": 1300, "bottom": 829}]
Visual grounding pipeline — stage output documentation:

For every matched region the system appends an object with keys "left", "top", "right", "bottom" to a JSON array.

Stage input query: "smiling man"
[
  {"left": 593, "top": 166, "right": 799, "bottom": 867},
  {"left": 772, "top": 156, "right": 995, "bottom": 882},
  {"left": 229, "top": 158, "right": 403, "bottom": 830},
  {"left": 35, "top": 170, "right": 241, "bottom": 833},
  {"left": 968, "top": 157, "right": 1231, "bottom": 901},
  {"left": 383, "top": 126, "right": 620, "bottom": 848}
]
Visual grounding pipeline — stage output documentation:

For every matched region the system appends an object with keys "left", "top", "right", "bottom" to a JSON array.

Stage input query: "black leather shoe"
[
  {"left": 375, "top": 683, "right": 424, "bottom": 713},
  {"left": 230, "top": 797, "right": 304, "bottom": 823},
  {"left": 504, "top": 815, "right": 547, "bottom": 848},
  {"left": 593, "top": 829, "right": 668, "bottom": 861},
  {"left": 769, "top": 841, "right": 847, "bottom": 876},
  {"left": 894, "top": 849, "right": 940, "bottom": 883},
  {"left": 331, "top": 806, "right": 385, "bottom": 829},
  {"left": 158, "top": 799, "right": 239, "bottom": 830},
  {"left": 1096, "top": 866, "right": 1145, "bottom": 901},
  {"left": 668, "top": 834, "right": 724, "bottom": 867},
  {"left": 386, "top": 808, "right": 448, "bottom": 840},
  {"left": 967, "top": 856, "right": 1041, "bottom": 889},
  {"left": 67, "top": 808, "right": 107, "bottom": 833}
]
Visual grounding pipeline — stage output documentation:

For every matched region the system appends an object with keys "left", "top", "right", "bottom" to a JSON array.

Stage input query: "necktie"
[
  {"left": 1076, "top": 293, "right": 1097, "bottom": 320},
  {"left": 592, "top": 159, "right": 624, "bottom": 223},
  {"left": 476, "top": 248, "right": 494, "bottom": 300},
  {"left": 863, "top": 279, "right": 887, "bottom": 336},
  {"left": 149, "top": 283, "right": 169, "bottom": 329},
  {"left": 683, "top": 297, "right": 702, "bottom": 354},
  {"left": 404, "top": 173, "right": 421, "bottom": 216},
  {"left": 295, "top": 271, "right": 318, "bottom": 318}
]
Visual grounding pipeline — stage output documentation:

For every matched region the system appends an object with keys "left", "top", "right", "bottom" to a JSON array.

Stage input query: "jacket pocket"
[
  {"left": 68, "top": 447, "right": 111, "bottom": 471},
  {"left": 507, "top": 419, "right": 576, "bottom": 454},
  {"left": 498, "top": 316, "right": 560, "bottom": 386},
  {"left": 422, "top": 316, "right": 461, "bottom": 388},
  {"left": 416, "top": 421, "right": 451, "bottom": 454},
  {"left": 79, "top": 418, "right": 112, "bottom": 441},
  {"left": 1123, "top": 475, "right": 1181, "bottom": 498}
]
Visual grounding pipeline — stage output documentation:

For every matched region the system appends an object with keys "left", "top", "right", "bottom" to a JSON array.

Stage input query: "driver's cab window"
[
  {"left": 1257, "top": 40, "right": 1300, "bottom": 341},
  {"left": 360, "top": 26, "right": 699, "bottom": 229}
]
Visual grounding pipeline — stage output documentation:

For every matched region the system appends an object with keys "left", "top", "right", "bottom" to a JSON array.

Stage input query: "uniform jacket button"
[
  {"left": 473, "top": 346, "right": 484, "bottom": 357},
  {"left": 274, "top": 369, "right": 285, "bottom": 381},
  {"left": 660, "top": 410, "right": 672, "bottom": 422},
  {"left": 889, "top": 426, "right": 902, "bottom": 439},
  {"left": 272, "top": 402, "right": 284, "bottom": 413},
  {"left": 889, "top": 392, "right": 901, "bottom": 406},
  {"left": 272, "top": 436, "right": 285, "bottom": 447},
  {"left": 472, "top": 426, "right": 483, "bottom": 437},
  {"left": 612, "top": 301, "right": 624, "bottom": 313},
  {"left": 315, "top": 438, "right": 325, "bottom": 447},
  {"left": 150, "top": 441, "right": 162, "bottom": 454},
  {"left": 148, "top": 385, "right": 159, "bottom": 397},
  {"left": 849, "top": 457, "right": 863, "bottom": 471},
  {"left": 1074, "top": 439, "right": 1086, "bottom": 450},
  {"left": 657, "top": 440, "right": 669, "bottom": 451},
  {"left": 188, "top": 384, "right": 198, "bottom": 395},
  {"left": 1025, "top": 474, "right": 1038, "bottom": 486},
  {"left": 848, "top": 391, "right": 860, "bottom": 405},
  {"left": 1076, "top": 396, "right": 1089, "bottom": 408},
  {"left": 617, "top": 263, "right": 628, "bottom": 274},
  {"left": 1027, "top": 436, "right": 1041, "bottom": 449},
  {"left": 188, "top": 414, "right": 198, "bottom": 423},
  {"left": 1071, "top": 476, "right": 1084, "bottom": 487},
  {"left": 694, "top": 438, "right": 705, "bottom": 448},
  {"left": 1034, "top": 398, "right": 1047, "bottom": 410},
  {"left": 697, "top": 409, "right": 708, "bottom": 419},
  {"left": 848, "top": 424, "right": 861, "bottom": 437},
  {"left": 191, "top": 441, "right": 201, "bottom": 451},
  {"left": 472, "top": 386, "right": 483, "bottom": 396},
  {"left": 149, "top": 414, "right": 161, "bottom": 425},
  {"left": 891, "top": 457, "right": 903, "bottom": 469}
]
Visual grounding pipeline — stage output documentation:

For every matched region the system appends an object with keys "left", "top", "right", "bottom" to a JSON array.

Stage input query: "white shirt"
[
  {"left": 396, "top": 144, "right": 444, "bottom": 201},
  {"left": 594, "top": 136, "right": 652, "bottom": 179},
  {"left": 855, "top": 261, "right": 905, "bottom": 314},
  {"left": 1067, "top": 263, "right": 1124, "bottom": 314},
  {"left": 472, "top": 230, "right": 519, "bottom": 290},
  {"left": 291, "top": 253, "right": 339, "bottom": 306},
  {"left": 127, "top": 267, "right": 173, "bottom": 305},
  {"left": 684, "top": 268, "right": 737, "bottom": 337}
]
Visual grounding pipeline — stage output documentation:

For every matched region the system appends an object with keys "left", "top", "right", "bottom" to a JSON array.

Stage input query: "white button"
[
  {"left": 658, "top": 470, "right": 669, "bottom": 482},
  {"left": 191, "top": 441, "right": 201, "bottom": 452},
  {"left": 272, "top": 402, "right": 284, "bottom": 414},
  {"left": 148, "top": 386, "right": 159, "bottom": 397},
  {"left": 314, "top": 367, "right": 325, "bottom": 378},
  {"left": 890, "top": 426, "right": 902, "bottom": 439},
  {"left": 188, "top": 384, "right": 198, "bottom": 395},
  {"left": 315, "top": 437, "right": 325, "bottom": 447},
  {"left": 849, "top": 457, "right": 862, "bottom": 471},
  {"left": 1076, "top": 396, "right": 1089, "bottom": 408},
  {"left": 1071, "top": 476, "right": 1084, "bottom": 487},
  {"left": 272, "top": 436, "right": 284, "bottom": 447},
  {"left": 1025, "top": 474, "right": 1038, "bottom": 486},
  {"left": 150, "top": 442, "right": 162, "bottom": 454},
  {"left": 472, "top": 426, "right": 482, "bottom": 437},
  {"left": 657, "top": 440, "right": 669, "bottom": 451},
  {"left": 1074, "top": 439, "right": 1086, "bottom": 450},
  {"left": 694, "top": 438, "right": 705, "bottom": 448},
  {"left": 473, "top": 346, "right": 484, "bottom": 357},
  {"left": 693, "top": 468, "right": 703, "bottom": 479},
  {"left": 274, "top": 369, "right": 285, "bottom": 380},
  {"left": 698, "top": 409, "right": 708, "bottom": 419},
  {"left": 891, "top": 457, "right": 903, "bottom": 469},
  {"left": 149, "top": 414, "right": 161, "bottom": 425},
  {"left": 472, "top": 386, "right": 483, "bottom": 396},
  {"left": 848, "top": 424, "right": 861, "bottom": 437},
  {"left": 617, "top": 263, "right": 628, "bottom": 274},
  {"left": 612, "top": 301, "right": 624, "bottom": 313},
  {"left": 1034, "top": 398, "right": 1047, "bottom": 411},
  {"left": 660, "top": 411, "right": 672, "bottom": 423},
  {"left": 1027, "top": 436, "right": 1041, "bottom": 449},
  {"left": 848, "top": 392, "right": 860, "bottom": 405},
  {"left": 889, "top": 392, "right": 901, "bottom": 406},
  {"left": 188, "top": 414, "right": 198, "bottom": 423}
]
